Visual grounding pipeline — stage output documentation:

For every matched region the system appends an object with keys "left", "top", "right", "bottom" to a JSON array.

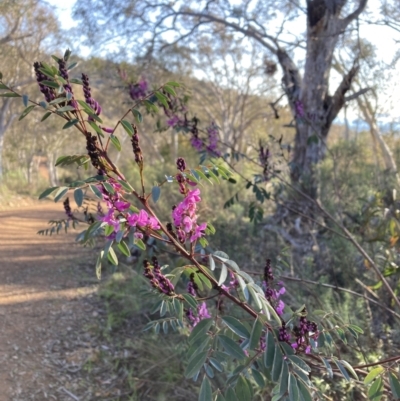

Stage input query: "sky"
[{"left": 45, "top": 0, "right": 400, "bottom": 127}]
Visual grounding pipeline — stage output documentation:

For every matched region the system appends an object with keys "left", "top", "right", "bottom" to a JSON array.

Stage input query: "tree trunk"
[
  {"left": 357, "top": 99, "right": 400, "bottom": 184},
  {"left": 271, "top": 0, "right": 368, "bottom": 270},
  {"left": 47, "top": 153, "right": 58, "bottom": 187}
]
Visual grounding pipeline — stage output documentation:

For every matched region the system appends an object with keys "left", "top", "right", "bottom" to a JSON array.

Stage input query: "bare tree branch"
[
  {"left": 341, "top": 0, "right": 368, "bottom": 29},
  {"left": 344, "top": 87, "right": 371, "bottom": 102},
  {"left": 327, "top": 63, "right": 359, "bottom": 127}
]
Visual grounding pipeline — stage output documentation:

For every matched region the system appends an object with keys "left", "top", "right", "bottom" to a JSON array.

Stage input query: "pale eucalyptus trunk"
[{"left": 357, "top": 98, "right": 399, "bottom": 184}]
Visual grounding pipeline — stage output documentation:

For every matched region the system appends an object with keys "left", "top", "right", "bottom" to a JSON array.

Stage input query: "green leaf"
[
  {"left": 182, "top": 293, "right": 198, "bottom": 310},
  {"left": 152, "top": 186, "right": 161, "bottom": 203},
  {"left": 155, "top": 91, "right": 169, "bottom": 108},
  {"left": 74, "top": 188, "right": 84, "bottom": 207},
  {"left": 297, "top": 378, "right": 312, "bottom": 401},
  {"left": 288, "top": 373, "right": 299, "bottom": 401},
  {"left": 199, "top": 376, "right": 212, "bottom": 401},
  {"left": 70, "top": 78, "right": 83, "bottom": 85},
  {"left": 134, "top": 238, "right": 146, "bottom": 250},
  {"left": 19, "top": 105, "right": 35, "bottom": 121},
  {"left": 22, "top": 94, "right": 28, "bottom": 107},
  {"left": 42, "top": 80, "right": 59, "bottom": 89},
  {"left": 364, "top": 366, "right": 384, "bottom": 384},
  {"left": 87, "top": 121, "right": 103, "bottom": 135},
  {"left": 185, "top": 351, "right": 208, "bottom": 379},
  {"left": 117, "top": 241, "right": 130, "bottom": 257},
  {"left": 389, "top": 372, "right": 400, "bottom": 399},
  {"left": 104, "top": 224, "right": 114, "bottom": 237},
  {"left": 67, "top": 61, "right": 78, "bottom": 70},
  {"left": 368, "top": 377, "right": 384, "bottom": 401},
  {"left": 224, "top": 388, "right": 239, "bottom": 401},
  {"left": 221, "top": 316, "right": 250, "bottom": 339},
  {"left": 235, "top": 375, "right": 252, "bottom": 401},
  {"left": 279, "top": 361, "right": 289, "bottom": 396},
  {"left": 218, "top": 335, "right": 246, "bottom": 360},
  {"left": 131, "top": 108, "right": 143, "bottom": 123},
  {"left": 63, "top": 118, "right": 79, "bottom": 129},
  {"left": 333, "top": 359, "right": 350, "bottom": 382},
  {"left": 163, "top": 85, "right": 176, "bottom": 96},
  {"left": 117, "top": 179, "right": 134, "bottom": 192},
  {"left": 288, "top": 356, "right": 311, "bottom": 373},
  {"left": 199, "top": 272, "right": 212, "bottom": 290},
  {"left": 49, "top": 97, "right": 67, "bottom": 105},
  {"left": 38, "top": 186, "right": 58, "bottom": 200},
  {"left": 0, "top": 83, "right": 9, "bottom": 89},
  {"left": 189, "top": 318, "right": 213, "bottom": 345},
  {"left": 41, "top": 111, "right": 52, "bottom": 122},
  {"left": 209, "top": 358, "right": 223, "bottom": 373},
  {"left": 272, "top": 346, "right": 284, "bottom": 382},
  {"left": 64, "top": 49, "right": 72, "bottom": 61},
  {"left": 348, "top": 324, "right": 364, "bottom": 334},
  {"left": 121, "top": 120, "right": 134, "bottom": 136},
  {"left": 107, "top": 247, "right": 118, "bottom": 266},
  {"left": 340, "top": 360, "right": 358, "bottom": 380},
  {"left": 215, "top": 393, "right": 226, "bottom": 401},
  {"left": 195, "top": 168, "right": 213, "bottom": 185},
  {"left": 89, "top": 184, "right": 103, "bottom": 200},
  {"left": 0, "top": 92, "right": 20, "bottom": 97},
  {"left": 249, "top": 317, "right": 263, "bottom": 350},
  {"left": 247, "top": 284, "right": 262, "bottom": 311},
  {"left": 54, "top": 187, "right": 68, "bottom": 202},
  {"left": 166, "top": 81, "right": 180, "bottom": 87},
  {"left": 143, "top": 99, "right": 159, "bottom": 113},
  {"left": 95, "top": 252, "right": 103, "bottom": 280},
  {"left": 321, "top": 357, "right": 333, "bottom": 379},
  {"left": 57, "top": 105, "right": 75, "bottom": 113},
  {"left": 109, "top": 134, "right": 121, "bottom": 151},
  {"left": 218, "top": 263, "right": 228, "bottom": 285},
  {"left": 264, "top": 332, "right": 275, "bottom": 369},
  {"left": 209, "top": 255, "right": 215, "bottom": 271},
  {"left": 252, "top": 369, "right": 265, "bottom": 388}
]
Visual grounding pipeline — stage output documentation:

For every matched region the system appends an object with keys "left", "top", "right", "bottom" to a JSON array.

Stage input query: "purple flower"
[
  {"left": 206, "top": 122, "right": 220, "bottom": 155},
  {"left": 101, "top": 208, "right": 120, "bottom": 233},
  {"left": 167, "top": 115, "right": 181, "bottom": 127},
  {"left": 276, "top": 300, "right": 285, "bottom": 316},
  {"left": 191, "top": 136, "right": 203, "bottom": 151},
  {"left": 198, "top": 302, "right": 210, "bottom": 319},
  {"left": 190, "top": 223, "right": 207, "bottom": 242},
  {"left": 147, "top": 216, "right": 160, "bottom": 230},
  {"left": 101, "top": 126, "right": 114, "bottom": 134},
  {"left": 82, "top": 73, "right": 102, "bottom": 116},
  {"left": 129, "top": 78, "right": 148, "bottom": 100},
  {"left": 115, "top": 200, "right": 130, "bottom": 212},
  {"left": 127, "top": 210, "right": 160, "bottom": 230},
  {"left": 63, "top": 198, "right": 74, "bottom": 220},
  {"left": 187, "top": 281, "right": 197, "bottom": 297}
]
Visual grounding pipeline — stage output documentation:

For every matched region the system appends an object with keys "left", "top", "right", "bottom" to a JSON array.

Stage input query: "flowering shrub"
[{"left": 2, "top": 49, "right": 400, "bottom": 401}]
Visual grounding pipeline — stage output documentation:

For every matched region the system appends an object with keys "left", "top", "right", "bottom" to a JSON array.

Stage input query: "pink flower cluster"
[
  {"left": 98, "top": 180, "right": 159, "bottom": 240},
  {"left": 127, "top": 209, "right": 160, "bottom": 232},
  {"left": 186, "top": 302, "right": 211, "bottom": 327},
  {"left": 172, "top": 188, "right": 207, "bottom": 243}
]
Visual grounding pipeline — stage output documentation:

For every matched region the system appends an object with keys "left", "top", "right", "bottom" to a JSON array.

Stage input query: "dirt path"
[{"left": 0, "top": 201, "right": 99, "bottom": 401}]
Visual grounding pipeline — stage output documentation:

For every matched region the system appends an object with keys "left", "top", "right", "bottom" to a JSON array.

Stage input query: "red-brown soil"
[{"left": 0, "top": 201, "right": 98, "bottom": 401}]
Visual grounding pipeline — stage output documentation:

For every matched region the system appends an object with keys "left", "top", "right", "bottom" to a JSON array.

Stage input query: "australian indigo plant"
[{"left": 2, "top": 49, "right": 400, "bottom": 401}]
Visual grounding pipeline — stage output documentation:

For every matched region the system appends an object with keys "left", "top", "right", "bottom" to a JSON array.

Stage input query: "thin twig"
[{"left": 58, "top": 387, "right": 80, "bottom": 401}]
